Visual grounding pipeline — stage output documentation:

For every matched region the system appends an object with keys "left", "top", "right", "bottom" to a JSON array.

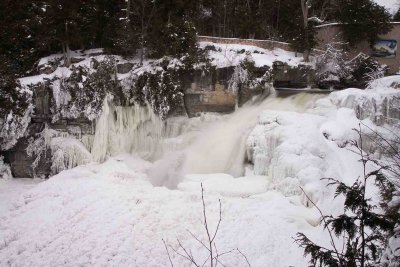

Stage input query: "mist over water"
[
  {"left": 181, "top": 92, "right": 323, "bottom": 178},
  {"left": 91, "top": 92, "right": 325, "bottom": 187}
]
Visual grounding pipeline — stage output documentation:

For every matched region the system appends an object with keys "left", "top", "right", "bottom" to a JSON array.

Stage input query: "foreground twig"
[
  {"left": 163, "top": 182, "right": 251, "bottom": 266},
  {"left": 162, "top": 238, "right": 174, "bottom": 267}
]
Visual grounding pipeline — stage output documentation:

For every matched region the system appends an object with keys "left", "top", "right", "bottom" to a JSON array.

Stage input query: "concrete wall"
[
  {"left": 316, "top": 23, "right": 400, "bottom": 74},
  {"left": 185, "top": 86, "right": 236, "bottom": 117},
  {"left": 184, "top": 66, "right": 265, "bottom": 117}
]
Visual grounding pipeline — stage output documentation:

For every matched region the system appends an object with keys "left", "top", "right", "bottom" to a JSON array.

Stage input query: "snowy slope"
[
  {"left": 0, "top": 156, "right": 319, "bottom": 267},
  {"left": 199, "top": 42, "right": 305, "bottom": 68}
]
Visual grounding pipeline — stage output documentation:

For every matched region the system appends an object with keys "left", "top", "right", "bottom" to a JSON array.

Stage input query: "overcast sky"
[{"left": 374, "top": 0, "right": 399, "bottom": 14}]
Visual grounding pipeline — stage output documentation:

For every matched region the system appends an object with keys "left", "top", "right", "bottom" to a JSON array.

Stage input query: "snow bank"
[
  {"left": 0, "top": 155, "right": 319, "bottom": 267},
  {"left": 0, "top": 178, "right": 42, "bottom": 215},
  {"left": 200, "top": 42, "right": 305, "bottom": 68},
  {"left": 245, "top": 91, "right": 392, "bottom": 214}
]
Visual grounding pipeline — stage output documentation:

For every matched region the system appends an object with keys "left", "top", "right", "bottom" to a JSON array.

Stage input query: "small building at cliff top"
[{"left": 316, "top": 22, "right": 400, "bottom": 74}]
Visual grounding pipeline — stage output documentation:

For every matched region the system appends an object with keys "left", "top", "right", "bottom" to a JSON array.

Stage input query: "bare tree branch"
[
  {"left": 162, "top": 238, "right": 174, "bottom": 267},
  {"left": 236, "top": 248, "right": 251, "bottom": 267}
]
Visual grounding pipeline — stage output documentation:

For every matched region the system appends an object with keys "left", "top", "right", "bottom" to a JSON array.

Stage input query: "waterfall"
[
  {"left": 91, "top": 92, "right": 325, "bottom": 187},
  {"left": 181, "top": 92, "right": 324, "bottom": 177}
]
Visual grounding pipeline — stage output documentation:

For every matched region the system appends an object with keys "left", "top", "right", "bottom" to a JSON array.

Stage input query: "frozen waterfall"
[
  {"left": 90, "top": 92, "right": 325, "bottom": 187},
  {"left": 91, "top": 95, "right": 164, "bottom": 163}
]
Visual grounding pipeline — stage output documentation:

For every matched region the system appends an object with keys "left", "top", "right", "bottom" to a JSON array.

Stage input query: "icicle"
[{"left": 91, "top": 95, "right": 165, "bottom": 162}]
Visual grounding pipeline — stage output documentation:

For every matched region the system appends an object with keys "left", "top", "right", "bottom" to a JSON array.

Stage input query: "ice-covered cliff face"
[
  {"left": 329, "top": 76, "right": 400, "bottom": 126},
  {"left": 244, "top": 80, "right": 398, "bottom": 207}
]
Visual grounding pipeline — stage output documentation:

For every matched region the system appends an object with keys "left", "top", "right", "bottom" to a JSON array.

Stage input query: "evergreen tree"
[
  {"left": 335, "top": 0, "right": 392, "bottom": 47},
  {"left": 109, "top": 0, "right": 140, "bottom": 57},
  {"left": 295, "top": 127, "right": 399, "bottom": 267},
  {"left": 394, "top": 8, "right": 400, "bottom": 21}
]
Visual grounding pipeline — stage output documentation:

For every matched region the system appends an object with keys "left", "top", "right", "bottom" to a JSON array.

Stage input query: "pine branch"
[{"left": 299, "top": 187, "right": 344, "bottom": 266}]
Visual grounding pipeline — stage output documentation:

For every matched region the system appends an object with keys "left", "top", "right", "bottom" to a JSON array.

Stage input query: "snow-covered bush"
[
  {"left": 364, "top": 65, "right": 387, "bottom": 88},
  {"left": 316, "top": 43, "right": 348, "bottom": 88},
  {"left": 229, "top": 53, "right": 271, "bottom": 93},
  {"left": 123, "top": 58, "right": 192, "bottom": 119},
  {"left": 316, "top": 45, "right": 386, "bottom": 89},
  {"left": 0, "top": 78, "right": 33, "bottom": 150},
  {"left": 53, "top": 57, "right": 119, "bottom": 121},
  {"left": 346, "top": 53, "right": 386, "bottom": 88}
]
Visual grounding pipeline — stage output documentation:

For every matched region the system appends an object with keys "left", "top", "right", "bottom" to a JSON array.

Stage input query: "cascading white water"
[{"left": 181, "top": 92, "right": 325, "bottom": 177}]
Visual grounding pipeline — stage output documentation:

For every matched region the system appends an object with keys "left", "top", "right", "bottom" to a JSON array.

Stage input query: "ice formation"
[
  {"left": 91, "top": 95, "right": 164, "bottom": 162},
  {"left": 26, "top": 125, "right": 92, "bottom": 176}
]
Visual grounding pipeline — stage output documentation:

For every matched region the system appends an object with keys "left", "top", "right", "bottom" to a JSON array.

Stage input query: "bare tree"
[
  {"left": 163, "top": 183, "right": 251, "bottom": 267},
  {"left": 135, "top": 0, "right": 157, "bottom": 65},
  {"left": 301, "top": 0, "right": 312, "bottom": 62}
]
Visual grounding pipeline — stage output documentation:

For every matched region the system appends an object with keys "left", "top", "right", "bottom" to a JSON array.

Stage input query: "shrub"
[{"left": 54, "top": 56, "right": 119, "bottom": 121}]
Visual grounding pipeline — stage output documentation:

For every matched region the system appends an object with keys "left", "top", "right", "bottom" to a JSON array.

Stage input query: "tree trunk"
[
  {"left": 65, "top": 43, "right": 71, "bottom": 67},
  {"left": 301, "top": 0, "right": 310, "bottom": 62}
]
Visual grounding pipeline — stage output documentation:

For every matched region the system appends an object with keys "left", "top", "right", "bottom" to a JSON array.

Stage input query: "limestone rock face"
[
  {"left": 117, "top": 63, "right": 135, "bottom": 74},
  {"left": 39, "top": 64, "right": 57, "bottom": 75},
  {"left": 4, "top": 62, "right": 270, "bottom": 177}
]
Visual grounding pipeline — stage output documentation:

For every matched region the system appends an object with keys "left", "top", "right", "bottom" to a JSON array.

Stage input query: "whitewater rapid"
[{"left": 182, "top": 92, "right": 325, "bottom": 177}]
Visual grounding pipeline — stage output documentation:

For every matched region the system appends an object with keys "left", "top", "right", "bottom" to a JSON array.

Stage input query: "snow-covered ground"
[
  {"left": 199, "top": 42, "right": 305, "bottom": 68},
  {"left": 0, "top": 157, "right": 321, "bottom": 267},
  {"left": 0, "top": 178, "right": 42, "bottom": 215},
  {"left": 1, "top": 76, "right": 399, "bottom": 266}
]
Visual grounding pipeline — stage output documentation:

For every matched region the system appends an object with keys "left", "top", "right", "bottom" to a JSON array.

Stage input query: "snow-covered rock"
[{"left": 0, "top": 156, "right": 12, "bottom": 179}]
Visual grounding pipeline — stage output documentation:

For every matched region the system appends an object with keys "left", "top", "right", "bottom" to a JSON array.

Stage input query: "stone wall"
[
  {"left": 316, "top": 23, "right": 400, "bottom": 74},
  {"left": 198, "top": 36, "right": 293, "bottom": 52}
]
